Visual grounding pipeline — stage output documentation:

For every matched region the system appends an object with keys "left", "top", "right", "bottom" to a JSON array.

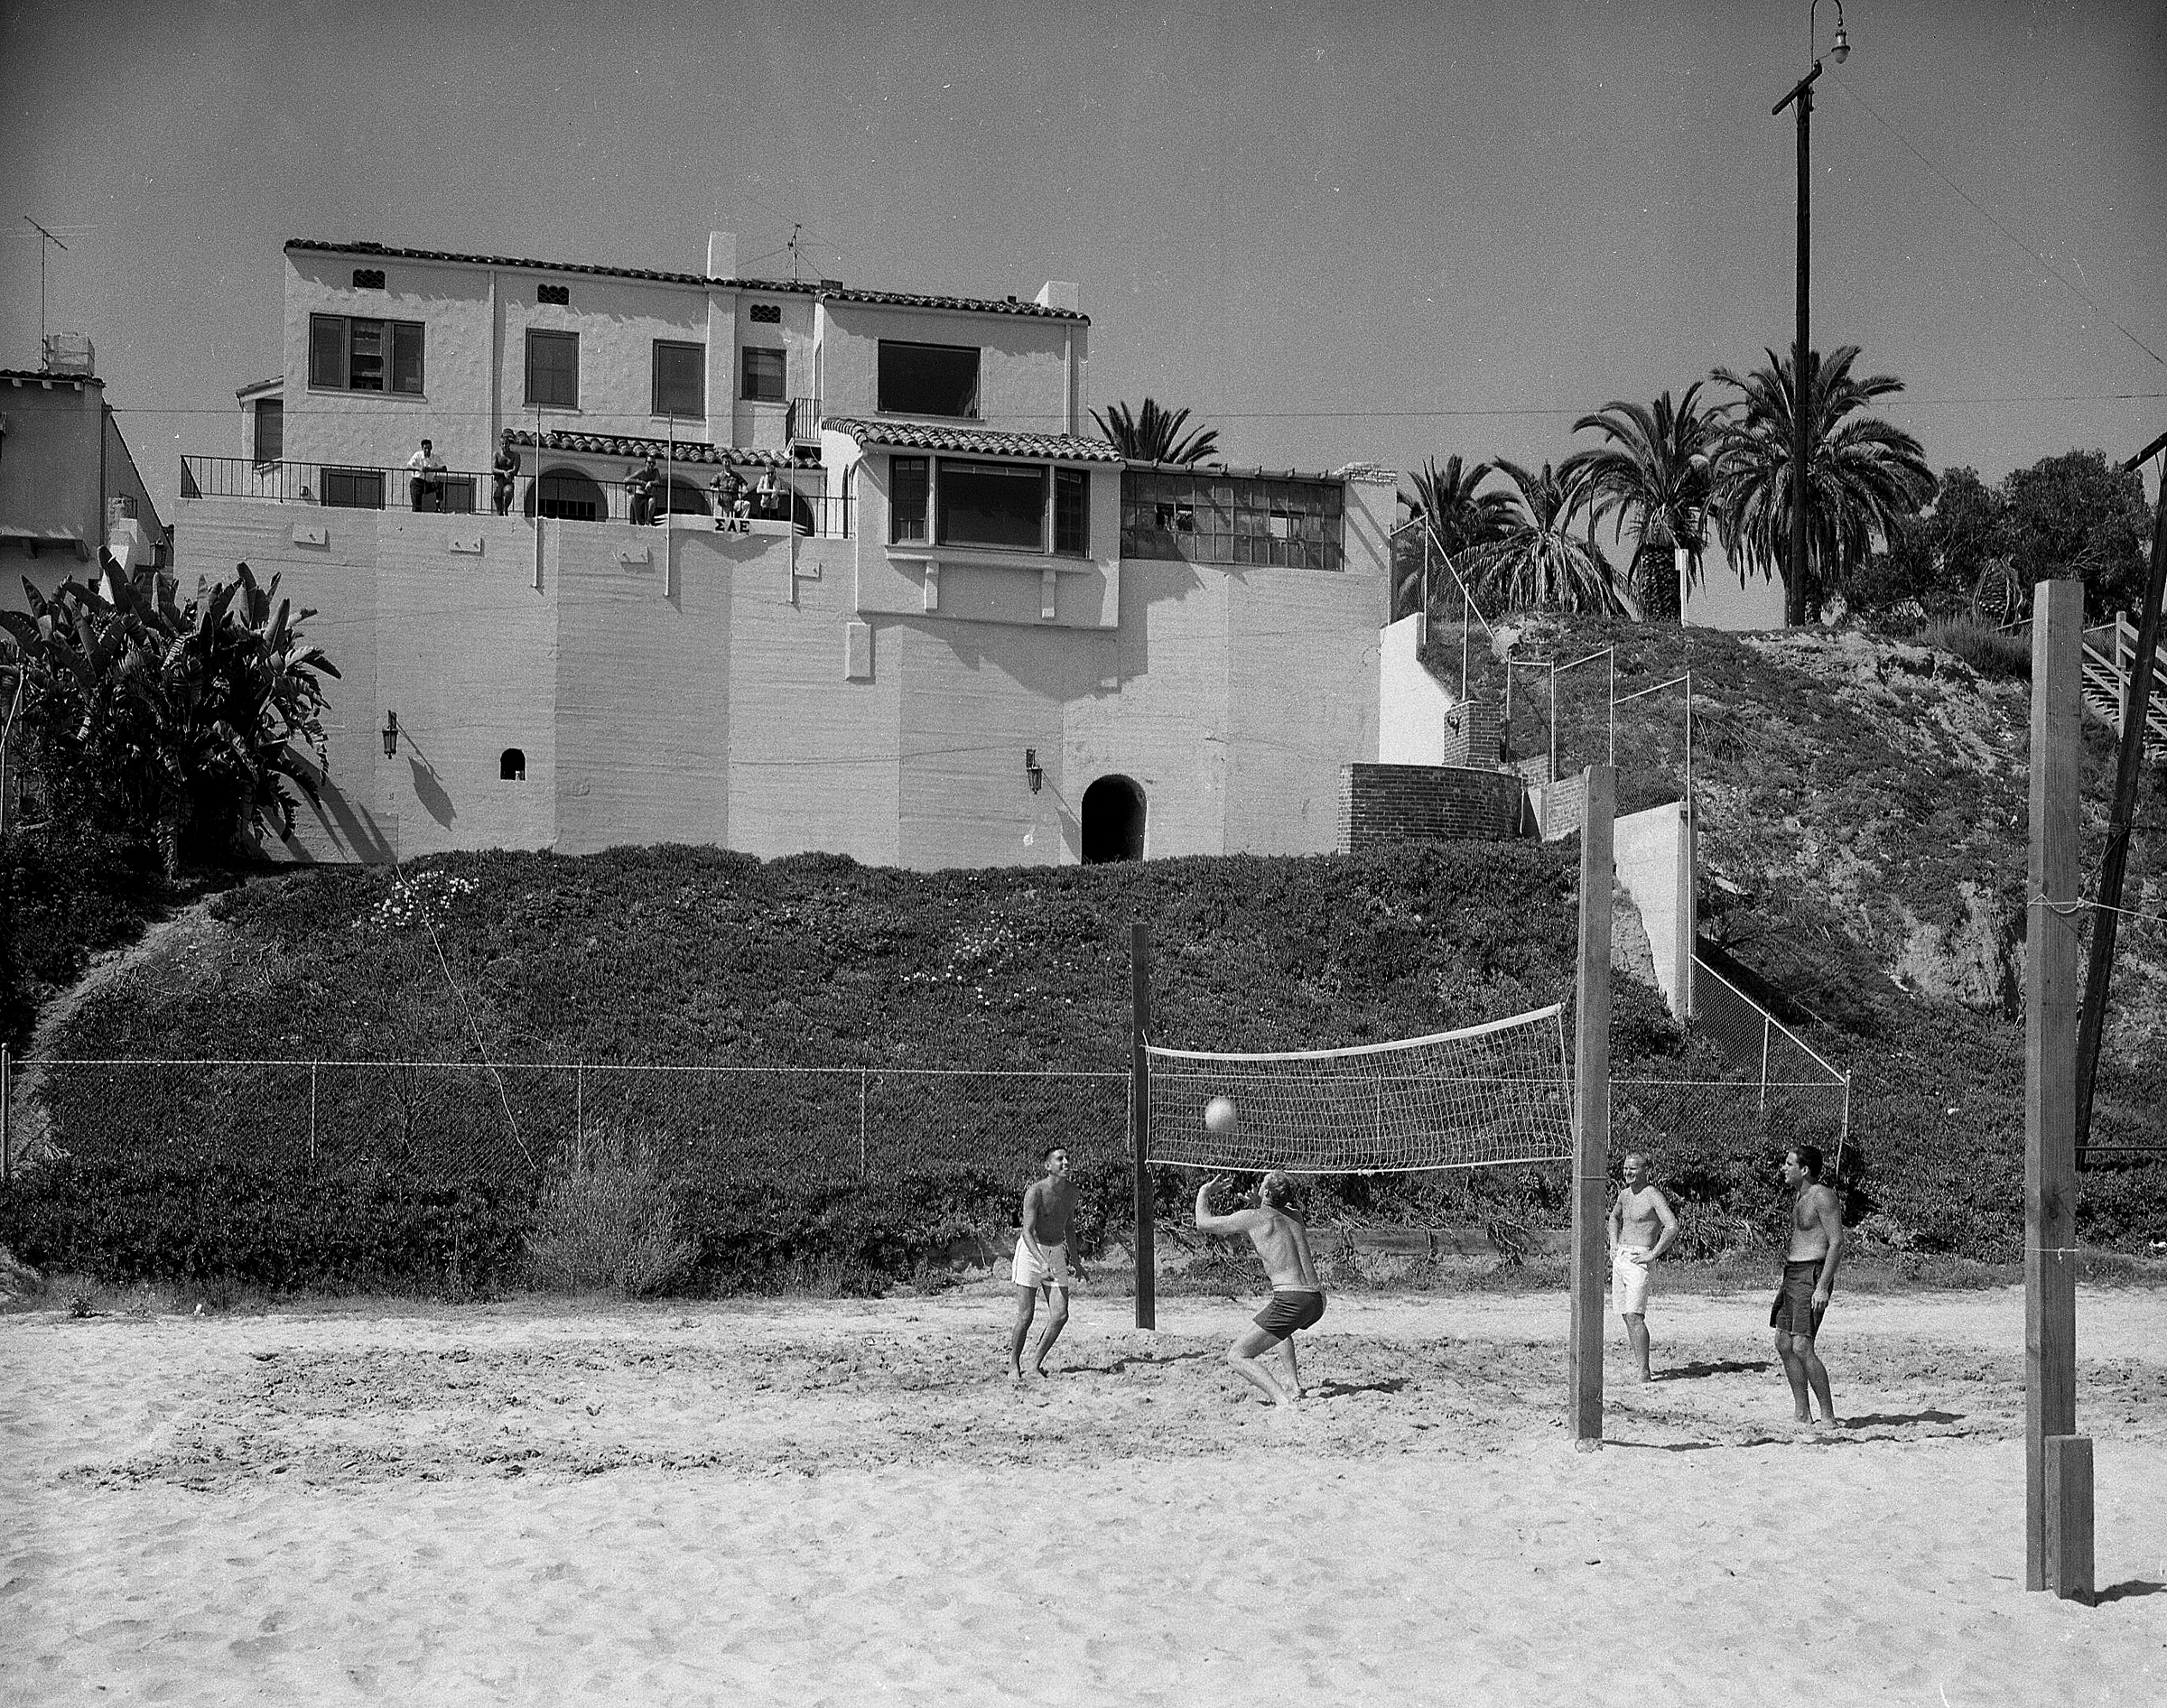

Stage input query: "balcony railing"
[
  {"left": 179, "top": 455, "right": 852, "bottom": 536},
  {"left": 786, "top": 396, "right": 822, "bottom": 445}
]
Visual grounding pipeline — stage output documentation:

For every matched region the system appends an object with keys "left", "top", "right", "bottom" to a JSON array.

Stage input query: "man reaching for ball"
[{"left": 1195, "top": 1172, "right": 1324, "bottom": 1406}]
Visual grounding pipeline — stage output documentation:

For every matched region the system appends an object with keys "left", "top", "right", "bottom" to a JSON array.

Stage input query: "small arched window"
[{"left": 500, "top": 748, "right": 526, "bottom": 781}]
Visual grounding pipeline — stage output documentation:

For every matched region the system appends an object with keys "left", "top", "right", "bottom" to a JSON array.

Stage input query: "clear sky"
[{"left": 4, "top": 0, "right": 2162, "bottom": 527}]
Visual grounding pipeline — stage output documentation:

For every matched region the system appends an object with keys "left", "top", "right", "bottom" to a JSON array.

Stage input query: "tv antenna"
[
  {"left": 786, "top": 224, "right": 804, "bottom": 284},
  {"left": 23, "top": 215, "right": 69, "bottom": 348}
]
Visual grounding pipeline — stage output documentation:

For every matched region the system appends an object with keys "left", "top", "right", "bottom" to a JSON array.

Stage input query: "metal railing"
[{"left": 179, "top": 455, "right": 853, "bottom": 537}]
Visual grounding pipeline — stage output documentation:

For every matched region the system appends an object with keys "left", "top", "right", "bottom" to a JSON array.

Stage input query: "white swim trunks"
[
  {"left": 1012, "top": 1230, "right": 1071, "bottom": 1292},
  {"left": 1611, "top": 1245, "right": 1653, "bottom": 1315}
]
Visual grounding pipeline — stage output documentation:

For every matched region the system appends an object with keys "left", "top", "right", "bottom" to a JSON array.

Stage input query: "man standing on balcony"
[
  {"left": 407, "top": 439, "right": 446, "bottom": 512},
  {"left": 628, "top": 454, "right": 663, "bottom": 525},
  {"left": 491, "top": 430, "right": 520, "bottom": 516}
]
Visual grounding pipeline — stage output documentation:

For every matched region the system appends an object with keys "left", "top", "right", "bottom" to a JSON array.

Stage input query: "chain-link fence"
[
  {"left": 5, "top": 1056, "right": 1134, "bottom": 1190},
  {"left": 7, "top": 1051, "right": 1842, "bottom": 1195},
  {"left": 1688, "top": 957, "right": 1851, "bottom": 1169}
]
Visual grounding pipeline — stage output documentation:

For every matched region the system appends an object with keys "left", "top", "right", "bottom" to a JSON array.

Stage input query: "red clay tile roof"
[
  {"left": 823, "top": 418, "right": 1121, "bottom": 461},
  {"left": 506, "top": 430, "right": 794, "bottom": 468},
  {"left": 286, "top": 241, "right": 1086, "bottom": 320},
  {"left": 1, "top": 369, "right": 100, "bottom": 387}
]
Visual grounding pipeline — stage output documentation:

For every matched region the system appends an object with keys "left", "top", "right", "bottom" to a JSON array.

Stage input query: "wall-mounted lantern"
[
  {"left": 1025, "top": 747, "right": 1044, "bottom": 794},
  {"left": 382, "top": 710, "right": 399, "bottom": 758}
]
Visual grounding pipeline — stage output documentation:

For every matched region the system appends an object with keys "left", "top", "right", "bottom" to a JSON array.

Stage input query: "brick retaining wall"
[{"left": 1339, "top": 763, "right": 1529, "bottom": 850}]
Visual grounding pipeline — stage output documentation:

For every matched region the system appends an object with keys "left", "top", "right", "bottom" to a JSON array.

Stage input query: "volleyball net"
[{"left": 1142, "top": 1002, "right": 1573, "bottom": 1175}]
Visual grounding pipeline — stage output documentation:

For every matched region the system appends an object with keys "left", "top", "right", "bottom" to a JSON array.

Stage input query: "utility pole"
[{"left": 2073, "top": 429, "right": 2167, "bottom": 1160}]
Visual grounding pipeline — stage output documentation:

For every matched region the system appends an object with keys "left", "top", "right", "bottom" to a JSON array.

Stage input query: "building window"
[
  {"left": 1119, "top": 469, "right": 1344, "bottom": 571},
  {"left": 500, "top": 748, "right": 526, "bottom": 781},
  {"left": 749, "top": 302, "right": 782, "bottom": 324},
  {"left": 741, "top": 347, "right": 786, "bottom": 404},
  {"left": 351, "top": 268, "right": 386, "bottom": 290},
  {"left": 939, "top": 459, "right": 1046, "bottom": 551},
  {"left": 653, "top": 340, "right": 704, "bottom": 418},
  {"left": 322, "top": 467, "right": 385, "bottom": 509},
  {"left": 309, "top": 314, "right": 423, "bottom": 394},
  {"left": 253, "top": 398, "right": 284, "bottom": 466},
  {"left": 525, "top": 330, "right": 579, "bottom": 408},
  {"left": 889, "top": 456, "right": 929, "bottom": 544},
  {"left": 878, "top": 341, "right": 979, "bottom": 418},
  {"left": 536, "top": 283, "right": 570, "bottom": 306},
  {"left": 1055, "top": 468, "right": 1089, "bottom": 556}
]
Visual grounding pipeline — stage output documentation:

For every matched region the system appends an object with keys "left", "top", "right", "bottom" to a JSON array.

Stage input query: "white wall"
[
  {"left": 1614, "top": 799, "right": 1695, "bottom": 1017},
  {"left": 1378, "top": 612, "right": 1457, "bottom": 764}
]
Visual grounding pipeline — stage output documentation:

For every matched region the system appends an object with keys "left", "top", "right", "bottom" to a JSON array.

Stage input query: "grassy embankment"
[{"left": 5, "top": 616, "right": 2162, "bottom": 1296}]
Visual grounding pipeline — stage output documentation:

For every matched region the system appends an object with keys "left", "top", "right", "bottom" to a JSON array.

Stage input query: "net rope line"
[
  {"left": 1144, "top": 1002, "right": 1572, "bottom": 1175},
  {"left": 2030, "top": 894, "right": 2167, "bottom": 929},
  {"left": 29, "top": 1057, "right": 1128, "bottom": 1076}
]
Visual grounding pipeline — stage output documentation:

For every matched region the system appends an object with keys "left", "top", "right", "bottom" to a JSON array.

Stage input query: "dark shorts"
[
  {"left": 1253, "top": 1289, "right": 1325, "bottom": 1341},
  {"left": 1770, "top": 1260, "right": 1825, "bottom": 1335}
]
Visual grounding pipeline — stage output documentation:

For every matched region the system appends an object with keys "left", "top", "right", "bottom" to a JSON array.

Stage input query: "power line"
[
  {"left": 107, "top": 391, "right": 2167, "bottom": 424},
  {"left": 1828, "top": 68, "right": 2166, "bottom": 368}
]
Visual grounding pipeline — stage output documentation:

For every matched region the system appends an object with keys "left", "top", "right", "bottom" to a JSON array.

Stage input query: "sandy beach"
[{"left": 5, "top": 1281, "right": 2162, "bottom": 1706}]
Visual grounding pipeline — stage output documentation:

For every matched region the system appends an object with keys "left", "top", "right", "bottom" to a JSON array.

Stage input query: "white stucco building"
[{"left": 178, "top": 234, "right": 1395, "bottom": 868}]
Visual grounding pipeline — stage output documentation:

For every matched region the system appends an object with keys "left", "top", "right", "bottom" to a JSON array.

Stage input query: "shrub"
[
  {"left": 525, "top": 1134, "right": 695, "bottom": 1296},
  {"left": 1920, "top": 617, "right": 2031, "bottom": 682}
]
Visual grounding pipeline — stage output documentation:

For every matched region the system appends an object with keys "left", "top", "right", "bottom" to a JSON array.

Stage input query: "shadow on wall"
[{"left": 409, "top": 753, "right": 456, "bottom": 828}]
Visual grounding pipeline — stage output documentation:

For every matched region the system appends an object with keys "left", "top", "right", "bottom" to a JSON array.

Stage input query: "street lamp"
[{"left": 1772, "top": 0, "right": 1852, "bottom": 627}]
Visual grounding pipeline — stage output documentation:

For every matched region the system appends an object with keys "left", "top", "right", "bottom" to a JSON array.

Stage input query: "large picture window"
[
  {"left": 741, "top": 347, "right": 786, "bottom": 403},
  {"left": 525, "top": 330, "right": 579, "bottom": 408},
  {"left": 652, "top": 340, "right": 704, "bottom": 418},
  {"left": 309, "top": 314, "right": 423, "bottom": 394},
  {"left": 878, "top": 341, "right": 979, "bottom": 418},
  {"left": 939, "top": 459, "right": 1044, "bottom": 551},
  {"left": 1054, "top": 468, "right": 1089, "bottom": 556}
]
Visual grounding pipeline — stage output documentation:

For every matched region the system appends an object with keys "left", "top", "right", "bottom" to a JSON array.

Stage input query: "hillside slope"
[{"left": 11, "top": 617, "right": 2164, "bottom": 1286}]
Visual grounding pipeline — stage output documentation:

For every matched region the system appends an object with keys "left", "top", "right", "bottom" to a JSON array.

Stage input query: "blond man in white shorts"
[{"left": 1606, "top": 1151, "right": 1679, "bottom": 1382}]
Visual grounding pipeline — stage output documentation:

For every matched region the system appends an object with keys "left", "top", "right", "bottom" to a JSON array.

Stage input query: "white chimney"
[
  {"left": 708, "top": 230, "right": 737, "bottom": 280},
  {"left": 1034, "top": 281, "right": 1079, "bottom": 314}
]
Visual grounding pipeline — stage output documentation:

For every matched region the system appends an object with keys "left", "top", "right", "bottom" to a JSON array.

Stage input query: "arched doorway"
[
  {"left": 1082, "top": 775, "right": 1146, "bottom": 864},
  {"left": 524, "top": 467, "right": 607, "bottom": 521}
]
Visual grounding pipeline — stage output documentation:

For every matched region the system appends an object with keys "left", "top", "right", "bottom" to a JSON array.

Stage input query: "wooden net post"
[
  {"left": 1569, "top": 764, "right": 1614, "bottom": 1449},
  {"left": 2026, "top": 580, "right": 2092, "bottom": 1603},
  {"left": 1131, "top": 923, "right": 1155, "bottom": 1332}
]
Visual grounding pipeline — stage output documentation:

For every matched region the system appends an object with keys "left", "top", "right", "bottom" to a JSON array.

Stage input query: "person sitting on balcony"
[
  {"left": 628, "top": 455, "right": 664, "bottom": 526},
  {"left": 491, "top": 431, "right": 520, "bottom": 517},
  {"left": 407, "top": 440, "right": 447, "bottom": 512}
]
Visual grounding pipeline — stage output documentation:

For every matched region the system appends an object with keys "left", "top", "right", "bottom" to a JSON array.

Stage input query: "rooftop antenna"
[
  {"left": 786, "top": 224, "right": 804, "bottom": 284},
  {"left": 23, "top": 215, "right": 68, "bottom": 348}
]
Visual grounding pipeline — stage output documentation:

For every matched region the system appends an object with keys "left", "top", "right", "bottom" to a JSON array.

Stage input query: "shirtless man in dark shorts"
[
  {"left": 1194, "top": 1172, "right": 1324, "bottom": 1407},
  {"left": 1772, "top": 1144, "right": 1844, "bottom": 1427},
  {"left": 1008, "top": 1146, "right": 1085, "bottom": 1378}
]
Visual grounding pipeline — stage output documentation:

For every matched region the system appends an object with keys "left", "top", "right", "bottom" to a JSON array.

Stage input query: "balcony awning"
[
  {"left": 823, "top": 418, "right": 1121, "bottom": 463},
  {"left": 507, "top": 430, "right": 795, "bottom": 468}
]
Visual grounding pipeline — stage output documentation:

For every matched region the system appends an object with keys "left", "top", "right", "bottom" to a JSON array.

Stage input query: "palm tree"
[
  {"left": 1707, "top": 346, "right": 1936, "bottom": 625},
  {"left": 1561, "top": 385, "right": 1713, "bottom": 623},
  {"left": 1394, "top": 454, "right": 1516, "bottom": 619},
  {"left": 1468, "top": 460, "right": 1626, "bottom": 616},
  {"left": 1090, "top": 398, "right": 1220, "bottom": 465}
]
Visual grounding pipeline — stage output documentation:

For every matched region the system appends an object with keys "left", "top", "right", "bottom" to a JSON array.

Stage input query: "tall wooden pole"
[
  {"left": 1569, "top": 764, "right": 1614, "bottom": 1449},
  {"left": 1130, "top": 923, "right": 1155, "bottom": 1332},
  {"left": 1772, "top": 60, "right": 1823, "bottom": 628},
  {"left": 2026, "top": 580, "right": 2092, "bottom": 1602}
]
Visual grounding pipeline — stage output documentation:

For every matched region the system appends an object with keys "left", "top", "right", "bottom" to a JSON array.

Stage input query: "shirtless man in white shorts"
[
  {"left": 1606, "top": 1151, "right": 1678, "bottom": 1381},
  {"left": 1008, "top": 1146, "right": 1085, "bottom": 1378}
]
